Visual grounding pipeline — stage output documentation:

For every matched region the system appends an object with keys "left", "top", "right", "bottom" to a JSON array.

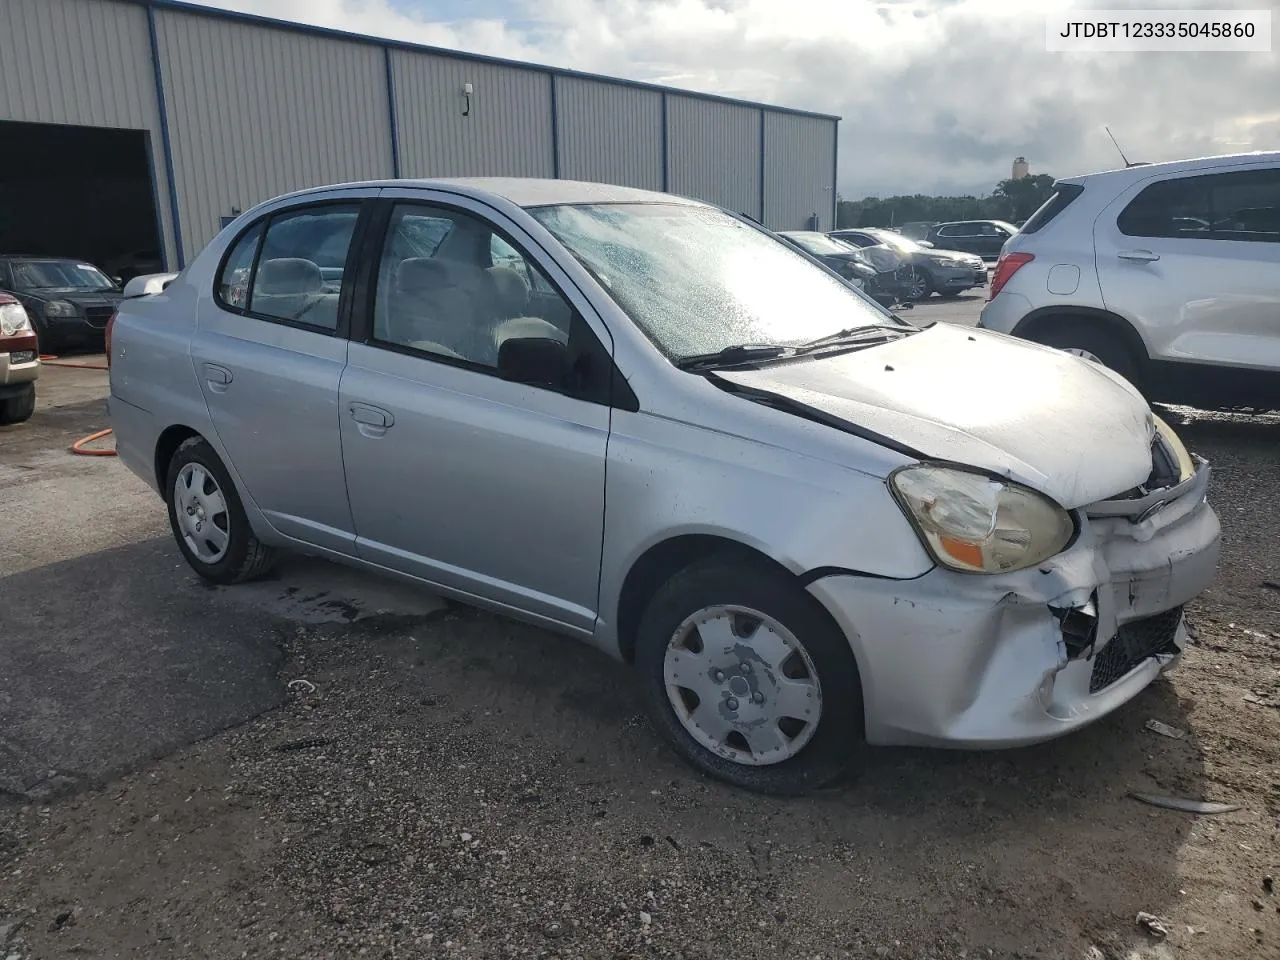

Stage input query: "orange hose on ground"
[
  {"left": 71, "top": 428, "right": 117, "bottom": 457},
  {"left": 39, "top": 353, "right": 108, "bottom": 370},
  {"left": 37, "top": 354, "right": 116, "bottom": 454}
]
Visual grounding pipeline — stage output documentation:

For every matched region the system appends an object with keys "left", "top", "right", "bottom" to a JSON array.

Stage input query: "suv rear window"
[{"left": 1020, "top": 183, "right": 1084, "bottom": 234}]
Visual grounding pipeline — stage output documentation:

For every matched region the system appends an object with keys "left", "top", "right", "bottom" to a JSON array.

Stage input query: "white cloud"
[{"left": 185, "top": 0, "right": 1280, "bottom": 198}]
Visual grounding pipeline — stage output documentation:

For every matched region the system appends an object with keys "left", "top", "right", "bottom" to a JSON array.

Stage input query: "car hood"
[
  {"left": 21, "top": 290, "right": 123, "bottom": 307},
  {"left": 924, "top": 247, "right": 982, "bottom": 263},
  {"left": 714, "top": 323, "right": 1156, "bottom": 509}
]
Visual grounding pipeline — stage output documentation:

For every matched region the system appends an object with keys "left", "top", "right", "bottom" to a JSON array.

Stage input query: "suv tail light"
[
  {"left": 105, "top": 309, "right": 118, "bottom": 367},
  {"left": 988, "top": 252, "right": 1034, "bottom": 300}
]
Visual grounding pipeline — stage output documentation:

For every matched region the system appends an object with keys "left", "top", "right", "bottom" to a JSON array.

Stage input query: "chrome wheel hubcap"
[
  {"left": 174, "top": 463, "right": 230, "bottom": 563},
  {"left": 663, "top": 605, "right": 822, "bottom": 766}
]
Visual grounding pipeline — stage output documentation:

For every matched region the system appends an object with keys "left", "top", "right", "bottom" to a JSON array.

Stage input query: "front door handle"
[
  {"left": 1117, "top": 249, "right": 1160, "bottom": 262},
  {"left": 348, "top": 402, "right": 394, "bottom": 436},
  {"left": 201, "top": 362, "right": 232, "bottom": 392}
]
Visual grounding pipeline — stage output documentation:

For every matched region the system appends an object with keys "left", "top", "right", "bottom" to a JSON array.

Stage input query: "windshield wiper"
[
  {"left": 794, "top": 324, "right": 911, "bottom": 353},
  {"left": 675, "top": 344, "right": 792, "bottom": 372}
]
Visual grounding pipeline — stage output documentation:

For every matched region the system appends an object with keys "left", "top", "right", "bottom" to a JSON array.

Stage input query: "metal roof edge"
[{"left": 124, "top": 0, "right": 842, "bottom": 123}]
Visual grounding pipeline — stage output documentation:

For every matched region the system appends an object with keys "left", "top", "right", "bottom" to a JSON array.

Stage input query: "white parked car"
[
  {"left": 108, "top": 178, "right": 1220, "bottom": 794},
  {"left": 980, "top": 151, "right": 1280, "bottom": 411}
]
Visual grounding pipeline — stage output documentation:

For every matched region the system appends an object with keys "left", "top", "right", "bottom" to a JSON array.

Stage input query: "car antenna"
[{"left": 1104, "top": 125, "right": 1144, "bottom": 167}]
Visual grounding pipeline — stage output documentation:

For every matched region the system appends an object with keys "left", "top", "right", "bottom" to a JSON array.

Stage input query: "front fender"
[{"left": 593, "top": 410, "right": 935, "bottom": 655}]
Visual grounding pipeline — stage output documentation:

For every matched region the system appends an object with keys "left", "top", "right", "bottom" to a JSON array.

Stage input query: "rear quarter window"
[{"left": 1020, "top": 183, "right": 1085, "bottom": 235}]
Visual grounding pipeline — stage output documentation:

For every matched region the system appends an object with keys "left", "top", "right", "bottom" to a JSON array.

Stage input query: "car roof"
[
  {"left": 1063, "top": 149, "right": 1280, "bottom": 185},
  {"left": 0, "top": 254, "right": 89, "bottom": 262},
  {"left": 274, "top": 177, "right": 703, "bottom": 210}
]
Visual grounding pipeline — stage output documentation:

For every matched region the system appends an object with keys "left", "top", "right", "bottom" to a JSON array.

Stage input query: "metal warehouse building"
[{"left": 0, "top": 0, "right": 840, "bottom": 275}]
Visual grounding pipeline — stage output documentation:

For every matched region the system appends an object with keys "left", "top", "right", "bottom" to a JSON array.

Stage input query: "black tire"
[
  {"left": 1033, "top": 321, "right": 1143, "bottom": 391},
  {"left": 31, "top": 318, "right": 60, "bottom": 356},
  {"left": 164, "top": 436, "right": 278, "bottom": 585},
  {"left": 905, "top": 267, "right": 932, "bottom": 300},
  {"left": 634, "top": 555, "right": 864, "bottom": 795},
  {"left": 0, "top": 384, "right": 35, "bottom": 425}
]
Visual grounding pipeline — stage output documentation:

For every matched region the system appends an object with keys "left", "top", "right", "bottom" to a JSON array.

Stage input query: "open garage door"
[{"left": 0, "top": 120, "right": 164, "bottom": 282}]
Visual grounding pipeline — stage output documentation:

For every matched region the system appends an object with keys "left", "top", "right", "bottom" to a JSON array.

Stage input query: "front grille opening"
[
  {"left": 84, "top": 307, "right": 115, "bottom": 328},
  {"left": 1097, "top": 436, "right": 1182, "bottom": 503},
  {"left": 1089, "top": 606, "right": 1183, "bottom": 693}
]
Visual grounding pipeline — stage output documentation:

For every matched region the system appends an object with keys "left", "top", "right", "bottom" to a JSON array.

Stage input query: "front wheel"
[
  {"left": 905, "top": 267, "right": 932, "bottom": 301},
  {"left": 164, "top": 436, "right": 278, "bottom": 584},
  {"left": 0, "top": 384, "right": 35, "bottom": 425},
  {"left": 635, "top": 556, "right": 863, "bottom": 795}
]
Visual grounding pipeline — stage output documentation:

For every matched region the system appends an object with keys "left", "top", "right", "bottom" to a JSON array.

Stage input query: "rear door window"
[
  {"left": 1118, "top": 168, "right": 1280, "bottom": 242},
  {"left": 215, "top": 203, "right": 362, "bottom": 331}
]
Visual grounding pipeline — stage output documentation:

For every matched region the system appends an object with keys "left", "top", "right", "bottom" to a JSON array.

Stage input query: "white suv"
[{"left": 979, "top": 151, "right": 1280, "bottom": 411}]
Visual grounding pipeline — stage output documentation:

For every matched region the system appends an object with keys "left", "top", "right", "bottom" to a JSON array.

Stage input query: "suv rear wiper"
[{"left": 675, "top": 344, "right": 792, "bottom": 372}]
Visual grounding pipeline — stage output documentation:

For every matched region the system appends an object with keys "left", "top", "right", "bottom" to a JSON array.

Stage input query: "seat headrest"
[
  {"left": 256, "top": 258, "right": 322, "bottom": 295},
  {"left": 486, "top": 265, "right": 530, "bottom": 316},
  {"left": 395, "top": 257, "right": 456, "bottom": 294}
]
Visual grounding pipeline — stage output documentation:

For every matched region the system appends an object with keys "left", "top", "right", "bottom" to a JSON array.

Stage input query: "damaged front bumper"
[{"left": 807, "top": 457, "right": 1221, "bottom": 749}]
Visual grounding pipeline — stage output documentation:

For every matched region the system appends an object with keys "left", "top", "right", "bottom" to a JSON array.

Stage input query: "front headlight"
[
  {"left": 0, "top": 302, "right": 32, "bottom": 336},
  {"left": 44, "top": 300, "right": 78, "bottom": 318},
  {"left": 1152, "top": 414, "right": 1196, "bottom": 483},
  {"left": 890, "top": 465, "right": 1075, "bottom": 574}
]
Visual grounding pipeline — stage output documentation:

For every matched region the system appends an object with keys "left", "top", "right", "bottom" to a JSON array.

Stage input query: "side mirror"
[
  {"left": 497, "top": 336, "right": 571, "bottom": 388},
  {"left": 111, "top": 276, "right": 123, "bottom": 286},
  {"left": 916, "top": 240, "right": 934, "bottom": 248}
]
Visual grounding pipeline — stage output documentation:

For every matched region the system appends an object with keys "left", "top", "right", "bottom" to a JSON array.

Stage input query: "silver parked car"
[{"left": 108, "top": 178, "right": 1221, "bottom": 795}]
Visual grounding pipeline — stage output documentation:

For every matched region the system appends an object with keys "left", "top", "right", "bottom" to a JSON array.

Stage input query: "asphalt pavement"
[
  {"left": 0, "top": 359, "right": 442, "bottom": 799},
  {"left": 2, "top": 300, "right": 1277, "bottom": 959}
]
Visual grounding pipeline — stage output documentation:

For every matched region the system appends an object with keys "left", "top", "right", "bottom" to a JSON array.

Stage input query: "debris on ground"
[
  {"left": 1137, "top": 912, "right": 1170, "bottom": 939},
  {"left": 1144, "top": 719, "right": 1187, "bottom": 740},
  {"left": 1128, "top": 792, "right": 1243, "bottom": 815}
]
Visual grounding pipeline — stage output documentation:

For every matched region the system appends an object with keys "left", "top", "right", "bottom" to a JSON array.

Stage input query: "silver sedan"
[{"left": 107, "top": 178, "right": 1221, "bottom": 794}]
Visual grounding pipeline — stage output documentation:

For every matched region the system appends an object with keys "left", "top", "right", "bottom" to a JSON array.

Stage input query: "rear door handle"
[
  {"left": 348, "top": 402, "right": 394, "bottom": 436},
  {"left": 1117, "top": 249, "right": 1160, "bottom": 262},
  {"left": 201, "top": 362, "right": 232, "bottom": 391}
]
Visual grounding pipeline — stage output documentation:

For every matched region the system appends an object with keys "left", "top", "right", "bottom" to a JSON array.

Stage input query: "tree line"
[{"left": 836, "top": 174, "right": 1057, "bottom": 229}]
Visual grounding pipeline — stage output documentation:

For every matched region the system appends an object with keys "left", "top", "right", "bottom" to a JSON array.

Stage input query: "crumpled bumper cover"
[{"left": 807, "top": 460, "right": 1221, "bottom": 748}]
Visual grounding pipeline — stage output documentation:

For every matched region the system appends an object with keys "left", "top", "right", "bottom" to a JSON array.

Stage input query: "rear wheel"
[
  {"left": 635, "top": 555, "right": 863, "bottom": 795},
  {"left": 0, "top": 384, "right": 35, "bottom": 425},
  {"left": 1033, "top": 321, "right": 1143, "bottom": 390},
  {"left": 164, "top": 436, "right": 278, "bottom": 584}
]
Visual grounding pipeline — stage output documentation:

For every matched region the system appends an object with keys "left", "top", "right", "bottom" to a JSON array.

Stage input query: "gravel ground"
[{"left": 2, "top": 315, "right": 1278, "bottom": 960}]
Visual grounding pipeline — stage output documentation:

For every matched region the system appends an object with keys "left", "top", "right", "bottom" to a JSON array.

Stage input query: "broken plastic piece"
[
  {"left": 1129, "top": 792, "right": 1242, "bottom": 815},
  {"left": 1144, "top": 719, "right": 1186, "bottom": 739},
  {"left": 1136, "top": 912, "right": 1170, "bottom": 939}
]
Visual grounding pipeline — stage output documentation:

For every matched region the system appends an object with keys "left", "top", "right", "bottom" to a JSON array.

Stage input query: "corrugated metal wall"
[
  {"left": 555, "top": 78, "right": 663, "bottom": 191},
  {"left": 764, "top": 112, "right": 837, "bottom": 231},
  {"left": 666, "top": 95, "right": 762, "bottom": 220},
  {"left": 1, "top": 0, "right": 838, "bottom": 268},
  {"left": 0, "top": 0, "right": 177, "bottom": 267},
  {"left": 154, "top": 8, "right": 394, "bottom": 261},
  {"left": 392, "top": 52, "right": 554, "bottom": 180}
]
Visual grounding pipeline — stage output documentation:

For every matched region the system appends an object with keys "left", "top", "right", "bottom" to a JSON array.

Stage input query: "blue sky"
[{"left": 186, "top": 0, "right": 1280, "bottom": 198}]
